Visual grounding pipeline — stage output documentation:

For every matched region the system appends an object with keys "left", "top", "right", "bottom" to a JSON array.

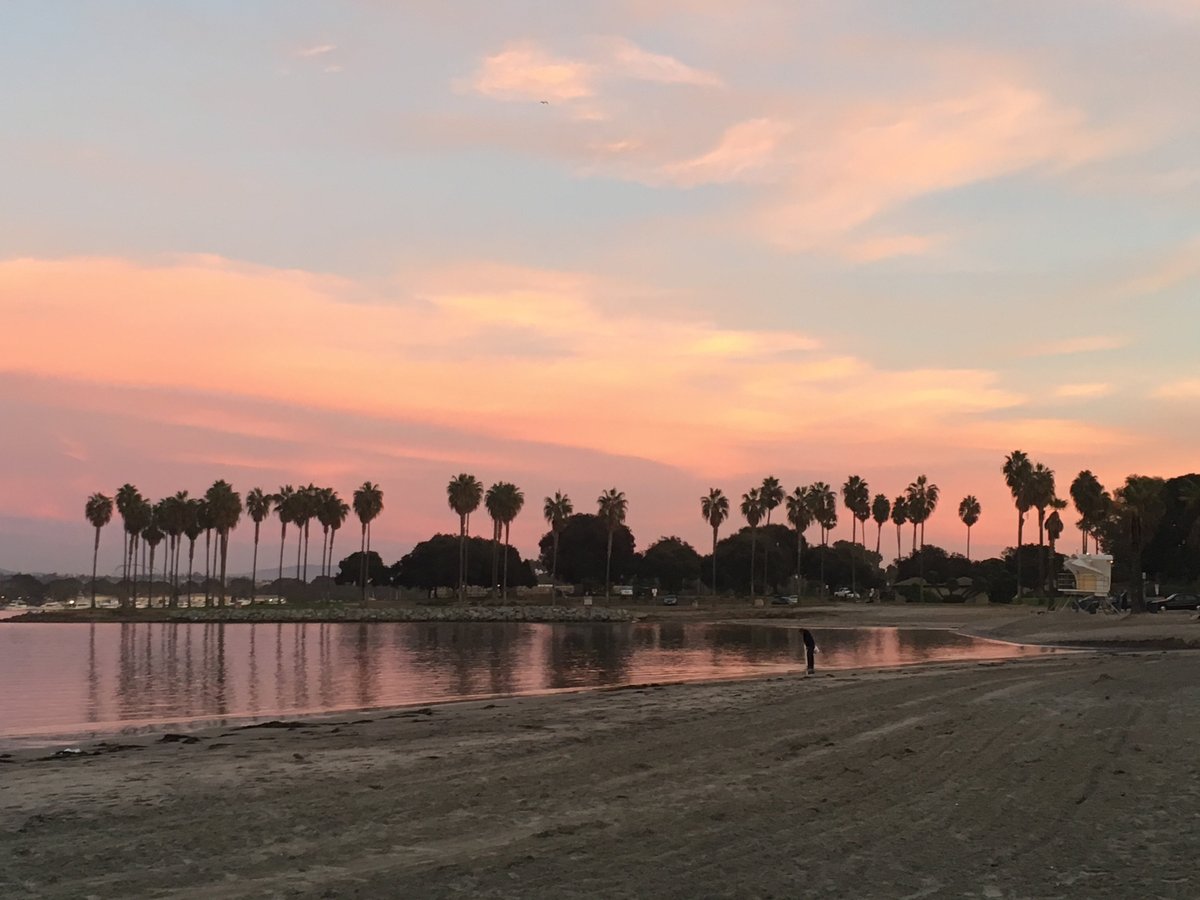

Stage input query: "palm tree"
[
  {"left": 785, "top": 487, "right": 812, "bottom": 596},
  {"left": 1003, "top": 450, "right": 1034, "bottom": 599},
  {"left": 292, "top": 484, "right": 320, "bottom": 583},
  {"left": 317, "top": 489, "right": 350, "bottom": 579},
  {"left": 485, "top": 483, "right": 505, "bottom": 597},
  {"left": 245, "top": 487, "right": 272, "bottom": 600},
  {"left": 353, "top": 481, "right": 384, "bottom": 603},
  {"left": 495, "top": 483, "right": 524, "bottom": 600},
  {"left": 127, "top": 497, "right": 153, "bottom": 610},
  {"left": 1046, "top": 500, "right": 1066, "bottom": 602},
  {"left": 1115, "top": 475, "right": 1166, "bottom": 613},
  {"left": 115, "top": 483, "right": 143, "bottom": 607},
  {"left": 274, "top": 485, "right": 295, "bottom": 581},
  {"left": 158, "top": 491, "right": 188, "bottom": 606},
  {"left": 142, "top": 515, "right": 164, "bottom": 607},
  {"left": 904, "top": 476, "right": 938, "bottom": 552},
  {"left": 197, "top": 498, "right": 215, "bottom": 605},
  {"left": 870, "top": 494, "right": 890, "bottom": 556},
  {"left": 958, "top": 496, "right": 981, "bottom": 560},
  {"left": 808, "top": 483, "right": 837, "bottom": 600},
  {"left": 84, "top": 493, "right": 113, "bottom": 608},
  {"left": 597, "top": 488, "right": 628, "bottom": 602},
  {"left": 890, "top": 495, "right": 908, "bottom": 562},
  {"left": 760, "top": 476, "right": 784, "bottom": 593},
  {"left": 701, "top": 488, "right": 730, "bottom": 596},
  {"left": 740, "top": 488, "right": 763, "bottom": 598},
  {"left": 205, "top": 480, "right": 242, "bottom": 607},
  {"left": 543, "top": 491, "right": 573, "bottom": 587},
  {"left": 1028, "top": 463, "right": 1056, "bottom": 597},
  {"left": 1069, "top": 470, "right": 1108, "bottom": 554},
  {"left": 448, "top": 474, "right": 485, "bottom": 601},
  {"left": 182, "top": 499, "right": 202, "bottom": 606},
  {"left": 841, "top": 476, "right": 870, "bottom": 595}
]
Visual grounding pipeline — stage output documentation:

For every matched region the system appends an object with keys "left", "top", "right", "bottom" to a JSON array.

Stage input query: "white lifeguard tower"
[{"left": 1056, "top": 553, "right": 1116, "bottom": 611}]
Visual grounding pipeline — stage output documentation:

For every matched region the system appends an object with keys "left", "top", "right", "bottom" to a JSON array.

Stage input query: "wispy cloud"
[
  {"left": 1152, "top": 379, "right": 1200, "bottom": 399},
  {"left": 1053, "top": 382, "right": 1113, "bottom": 399},
  {"left": 1026, "top": 335, "right": 1127, "bottom": 356},
  {"left": 297, "top": 44, "right": 336, "bottom": 58}
]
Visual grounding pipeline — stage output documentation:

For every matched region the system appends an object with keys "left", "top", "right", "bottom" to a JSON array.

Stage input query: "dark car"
[
  {"left": 1148, "top": 592, "right": 1200, "bottom": 612},
  {"left": 660, "top": 595, "right": 678, "bottom": 606},
  {"left": 770, "top": 595, "right": 799, "bottom": 606}
]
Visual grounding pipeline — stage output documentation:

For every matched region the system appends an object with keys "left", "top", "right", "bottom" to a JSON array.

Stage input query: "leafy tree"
[
  {"left": 84, "top": 492, "right": 113, "bottom": 608},
  {"left": 543, "top": 491, "right": 574, "bottom": 584},
  {"left": 335, "top": 550, "right": 389, "bottom": 589},
  {"left": 393, "top": 534, "right": 534, "bottom": 592},
  {"left": 597, "top": 488, "right": 629, "bottom": 601},
  {"left": 700, "top": 488, "right": 730, "bottom": 594},
  {"left": 704, "top": 525, "right": 793, "bottom": 595},
  {"left": 537, "top": 513, "right": 636, "bottom": 589},
  {"left": 1115, "top": 475, "right": 1167, "bottom": 612},
  {"left": 640, "top": 536, "right": 702, "bottom": 593},
  {"left": 353, "top": 481, "right": 384, "bottom": 602},
  {"left": 958, "top": 495, "right": 981, "bottom": 560},
  {"left": 448, "top": 474, "right": 484, "bottom": 601},
  {"left": 1002, "top": 450, "right": 1034, "bottom": 599},
  {"left": 740, "top": 487, "right": 764, "bottom": 597}
]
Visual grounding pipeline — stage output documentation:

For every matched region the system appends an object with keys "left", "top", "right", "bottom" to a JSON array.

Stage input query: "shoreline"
[{"left": 4, "top": 646, "right": 1199, "bottom": 897}]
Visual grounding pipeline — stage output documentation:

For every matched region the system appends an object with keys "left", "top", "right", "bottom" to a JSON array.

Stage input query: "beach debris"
[
  {"left": 238, "top": 720, "right": 307, "bottom": 730},
  {"left": 158, "top": 733, "right": 201, "bottom": 744}
]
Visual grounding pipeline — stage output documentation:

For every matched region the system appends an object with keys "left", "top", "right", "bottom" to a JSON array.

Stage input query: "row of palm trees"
[
  {"left": 83, "top": 481, "right": 384, "bottom": 608},
  {"left": 697, "top": 474, "right": 974, "bottom": 597},
  {"left": 446, "top": 475, "right": 629, "bottom": 601}
]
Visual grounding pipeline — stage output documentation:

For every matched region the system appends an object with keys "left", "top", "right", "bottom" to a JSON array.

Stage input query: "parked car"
[
  {"left": 770, "top": 595, "right": 798, "bottom": 606},
  {"left": 833, "top": 588, "right": 860, "bottom": 600},
  {"left": 660, "top": 595, "right": 678, "bottom": 606},
  {"left": 1148, "top": 592, "right": 1200, "bottom": 612}
]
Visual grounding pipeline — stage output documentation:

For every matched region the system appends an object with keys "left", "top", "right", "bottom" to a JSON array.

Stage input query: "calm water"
[{"left": 0, "top": 622, "right": 1058, "bottom": 746}]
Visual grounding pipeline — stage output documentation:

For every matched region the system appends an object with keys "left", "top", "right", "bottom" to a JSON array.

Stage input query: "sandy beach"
[{"left": 3, "top": 607, "right": 1200, "bottom": 899}]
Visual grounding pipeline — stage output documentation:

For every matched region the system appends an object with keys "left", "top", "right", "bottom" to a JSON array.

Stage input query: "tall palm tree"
[
  {"left": 740, "top": 488, "right": 763, "bottom": 598},
  {"left": 1028, "top": 463, "right": 1056, "bottom": 596},
  {"left": 1002, "top": 450, "right": 1034, "bottom": 599},
  {"left": 127, "top": 497, "right": 153, "bottom": 610},
  {"left": 1046, "top": 500, "right": 1066, "bottom": 601},
  {"left": 205, "top": 480, "right": 242, "bottom": 607},
  {"left": 495, "top": 483, "right": 524, "bottom": 600},
  {"left": 807, "top": 483, "right": 837, "bottom": 600},
  {"left": 273, "top": 485, "right": 295, "bottom": 581},
  {"left": 317, "top": 489, "right": 350, "bottom": 578},
  {"left": 1069, "top": 470, "right": 1108, "bottom": 554},
  {"left": 485, "top": 483, "right": 505, "bottom": 598},
  {"left": 158, "top": 491, "right": 188, "bottom": 607},
  {"left": 1116, "top": 476, "right": 1166, "bottom": 613},
  {"left": 701, "top": 488, "right": 730, "bottom": 596},
  {"left": 245, "top": 487, "right": 272, "bottom": 600},
  {"left": 890, "top": 495, "right": 908, "bottom": 562},
  {"left": 353, "top": 481, "right": 384, "bottom": 603},
  {"left": 760, "top": 476, "right": 784, "bottom": 593},
  {"left": 448, "top": 474, "right": 485, "bottom": 601},
  {"left": 597, "top": 488, "right": 628, "bottom": 602},
  {"left": 182, "top": 499, "right": 202, "bottom": 607},
  {"left": 785, "top": 487, "right": 812, "bottom": 596},
  {"left": 292, "top": 484, "right": 320, "bottom": 583},
  {"left": 115, "top": 483, "right": 143, "bottom": 607},
  {"left": 841, "top": 476, "right": 870, "bottom": 595},
  {"left": 870, "top": 494, "right": 890, "bottom": 556},
  {"left": 904, "top": 476, "right": 938, "bottom": 552},
  {"left": 142, "top": 514, "right": 164, "bottom": 608},
  {"left": 84, "top": 493, "right": 113, "bottom": 609},
  {"left": 958, "top": 496, "right": 981, "bottom": 560},
  {"left": 543, "top": 491, "right": 574, "bottom": 587},
  {"left": 197, "top": 498, "right": 215, "bottom": 605}
]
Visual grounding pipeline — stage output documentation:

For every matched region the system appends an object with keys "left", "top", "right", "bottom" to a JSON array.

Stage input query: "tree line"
[{"left": 79, "top": 453, "right": 1200, "bottom": 612}]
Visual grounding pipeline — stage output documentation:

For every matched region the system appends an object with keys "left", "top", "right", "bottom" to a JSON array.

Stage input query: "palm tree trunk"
[
  {"left": 795, "top": 529, "right": 803, "bottom": 597},
  {"left": 251, "top": 523, "right": 260, "bottom": 600},
  {"left": 278, "top": 523, "right": 287, "bottom": 581},
  {"left": 712, "top": 526, "right": 719, "bottom": 597},
  {"left": 1037, "top": 513, "right": 1047, "bottom": 598},
  {"left": 967, "top": 526, "right": 972, "bottom": 561},
  {"left": 819, "top": 542, "right": 826, "bottom": 601},
  {"left": 186, "top": 539, "right": 196, "bottom": 606},
  {"left": 552, "top": 529, "right": 560, "bottom": 584},
  {"left": 491, "top": 520, "right": 500, "bottom": 599},
  {"left": 458, "top": 513, "right": 467, "bottom": 603},
  {"left": 895, "top": 526, "right": 901, "bottom": 563},
  {"left": 749, "top": 528, "right": 757, "bottom": 599},
  {"left": 89, "top": 527, "right": 100, "bottom": 609},
  {"left": 502, "top": 521, "right": 510, "bottom": 601},
  {"left": 219, "top": 531, "right": 229, "bottom": 606},
  {"left": 1016, "top": 515, "right": 1024, "bottom": 600},
  {"left": 328, "top": 528, "right": 338, "bottom": 580},
  {"left": 296, "top": 525, "right": 303, "bottom": 584},
  {"left": 875, "top": 523, "right": 881, "bottom": 556},
  {"left": 912, "top": 522, "right": 917, "bottom": 554},
  {"left": 203, "top": 531, "right": 212, "bottom": 607},
  {"left": 359, "top": 523, "right": 367, "bottom": 604},
  {"left": 605, "top": 529, "right": 613, "bottom": 602},
  {"left": 302, "top": 520, "right": 310, "bottom": 583}
]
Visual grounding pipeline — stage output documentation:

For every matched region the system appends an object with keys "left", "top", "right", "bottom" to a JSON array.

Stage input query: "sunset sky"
[{"left": 3, "top": 1, "right": 1199, "bottom": 575}]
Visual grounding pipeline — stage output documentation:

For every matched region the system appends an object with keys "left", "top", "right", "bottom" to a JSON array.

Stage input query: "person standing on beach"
[{"left": 801, "top": 628, "right": 817, "bottom": 674}]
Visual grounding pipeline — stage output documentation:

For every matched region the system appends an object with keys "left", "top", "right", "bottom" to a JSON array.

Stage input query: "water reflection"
[{"left": 0, "top": 623, "right": 1059, "bottom": 745}]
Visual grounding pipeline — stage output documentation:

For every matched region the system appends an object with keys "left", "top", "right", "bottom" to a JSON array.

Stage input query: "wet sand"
[{"left": 3, "top": 607, "right": 1199, "bottom": 898}]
